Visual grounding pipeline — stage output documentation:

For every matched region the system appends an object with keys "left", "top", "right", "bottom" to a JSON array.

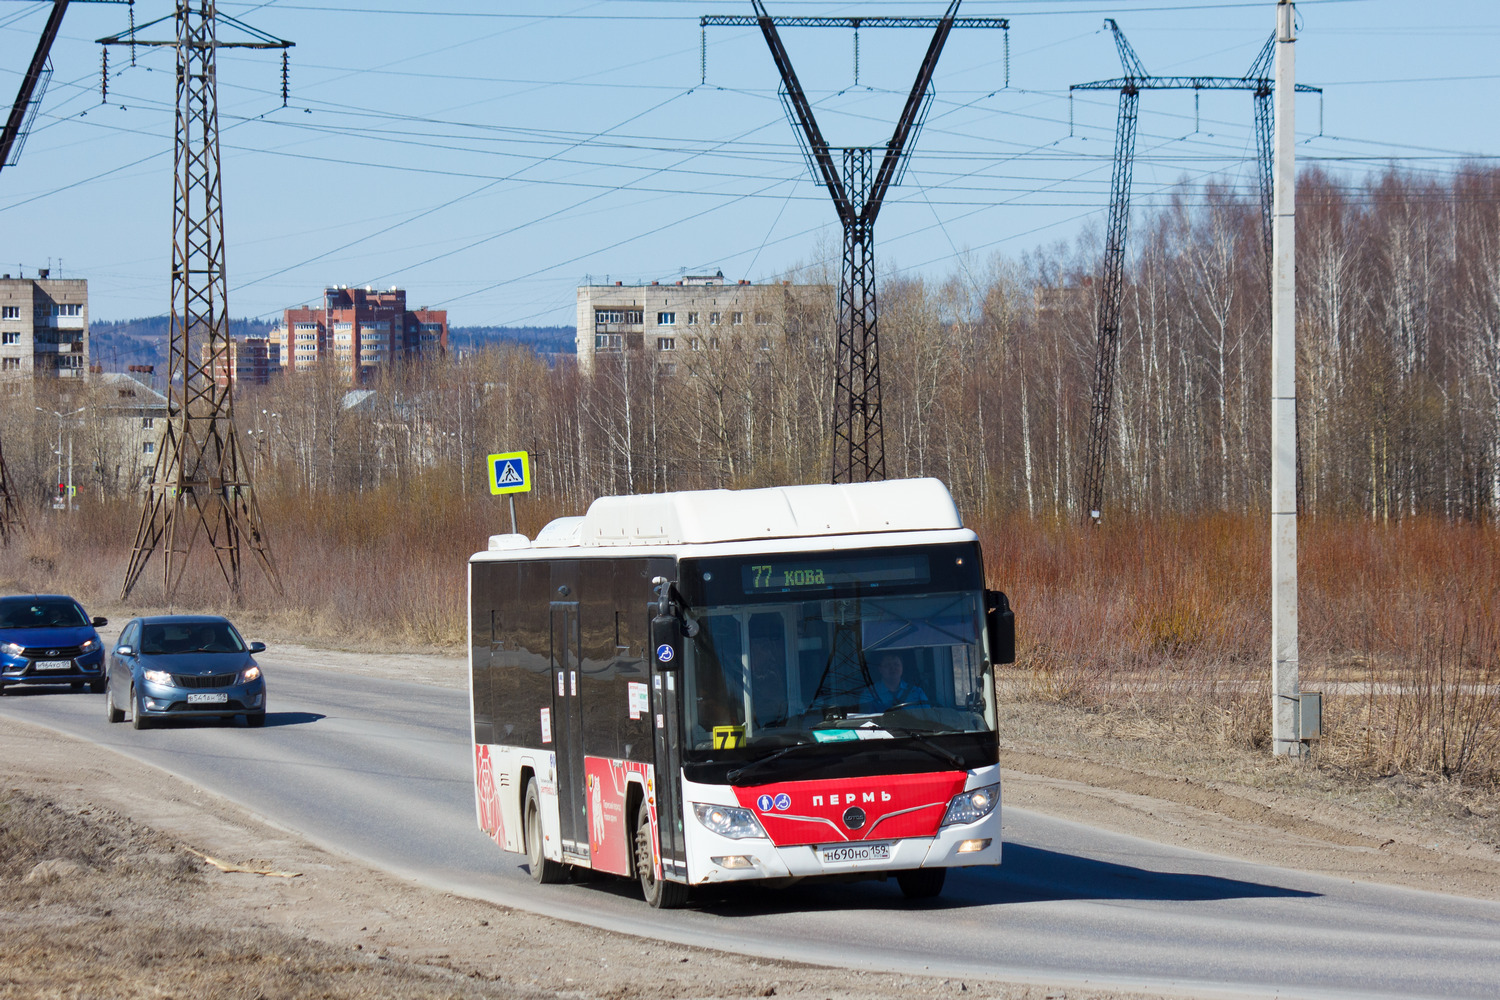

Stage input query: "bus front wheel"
[
  {"left": 524, "top": 781, "right": 568, "bottom": 884},
  {"left": 634, "top": 799, "right": 689, "bottom": 909},
  {"left": 896, "top": 867, "right": 946, "bottom": 899}
]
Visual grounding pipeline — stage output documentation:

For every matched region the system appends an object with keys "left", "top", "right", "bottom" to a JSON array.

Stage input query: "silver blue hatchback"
[{"left": 106, "top": 615, "right": 267, "bottom": 729}]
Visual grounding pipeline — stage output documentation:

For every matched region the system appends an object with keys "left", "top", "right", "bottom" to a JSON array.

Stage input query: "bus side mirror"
[
  {"left": 986, "top": 590, "right": 1015, "bottom": 665},
  {"left": 651, "top": 614, "right": 682, "bottom": 672}
]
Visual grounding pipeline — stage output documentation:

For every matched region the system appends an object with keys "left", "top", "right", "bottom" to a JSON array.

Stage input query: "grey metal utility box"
[{"left": 1298, "top": 691, "right": 1323, "bottom": 740}]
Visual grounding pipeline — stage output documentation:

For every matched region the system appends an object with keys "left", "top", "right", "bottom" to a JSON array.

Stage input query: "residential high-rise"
[
  {"left": 0, "top": 270, "right": 89, "bottom": 379},
  {"left": 273, "top": 285, "right": 447, "bottom": 382}
]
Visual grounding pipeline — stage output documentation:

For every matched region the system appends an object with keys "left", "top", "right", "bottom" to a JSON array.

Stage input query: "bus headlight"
[
  {"left": 941, "top": 783, "right": 999, "bottom": 827},
  {"left": 692, "top": 802, "right": 768, "bottom": 840}
]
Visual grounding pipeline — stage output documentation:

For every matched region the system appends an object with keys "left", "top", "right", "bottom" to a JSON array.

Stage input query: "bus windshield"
[{"left": 679, "top": 545, "right": 995, "bottom": 754}]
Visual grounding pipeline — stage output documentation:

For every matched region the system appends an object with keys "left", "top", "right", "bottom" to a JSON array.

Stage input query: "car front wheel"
[
  {"left": 129, "top": 684, "right": 152, "bottom": 730},
  {"left": 105, "top": 678, "right": 124, "bottom": 723}
]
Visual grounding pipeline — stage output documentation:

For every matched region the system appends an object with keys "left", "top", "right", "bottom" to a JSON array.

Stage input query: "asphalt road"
[{"left": 3, "top": 657, "right": 1499, "bottom": 1000}]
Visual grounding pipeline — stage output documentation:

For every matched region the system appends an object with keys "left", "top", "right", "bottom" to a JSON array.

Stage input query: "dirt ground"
[{"left": 2, "top": 638, "right": 1498, "bottom": 1000}]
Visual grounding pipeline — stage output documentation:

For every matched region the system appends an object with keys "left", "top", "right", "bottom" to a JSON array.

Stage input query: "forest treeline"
[{"left": 5, "top": 165, "right": 1498, "bottom": 525}]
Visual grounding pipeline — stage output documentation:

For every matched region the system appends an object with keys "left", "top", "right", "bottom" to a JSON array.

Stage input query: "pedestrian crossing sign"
[{"left": 487, "top": 451, "right": 531, "bottom": 495}]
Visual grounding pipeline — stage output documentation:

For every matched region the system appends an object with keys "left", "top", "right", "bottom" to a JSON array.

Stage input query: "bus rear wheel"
[
  {"left": 634, "top": 799, "right": 689, "bottom": 909},
  {"left": 896, "top": 867, "right": 946, "bottom": 899},
  {"left": 524, "top": 781, "right": 568, "bottom": 884}
]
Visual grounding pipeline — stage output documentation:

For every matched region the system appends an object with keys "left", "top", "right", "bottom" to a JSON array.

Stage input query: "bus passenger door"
[
  {"left": 650, "top": 644, "right": 688, "bottom": 883},
  {"left": 550, "top": 600, "right": 589, "bottom": 863}
]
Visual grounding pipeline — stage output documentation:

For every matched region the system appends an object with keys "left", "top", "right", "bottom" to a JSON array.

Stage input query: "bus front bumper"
[{"left": 688, "top": 818, "right": 1002, "bottom": 885}]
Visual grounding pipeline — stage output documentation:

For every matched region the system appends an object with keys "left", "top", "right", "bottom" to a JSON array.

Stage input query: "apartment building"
[
  {"left": 202, "top": 335, "right": 276, "bottom": 387},
  {"left": 93, "top": 372, "right": 169, "bottom": 491},
  {"left": 0, "top": 270, "right": 89, "bottom": 380},
  {"left": 575, "top": 272, "right": 833, "bottom": 375},
  {"left": 273, "top": 285, "right": 448, "bottom": 382}
]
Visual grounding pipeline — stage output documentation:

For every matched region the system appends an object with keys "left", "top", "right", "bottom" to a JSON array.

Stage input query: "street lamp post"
[{"left": 36, "top": 406, "right": 86, "bottom": 511}]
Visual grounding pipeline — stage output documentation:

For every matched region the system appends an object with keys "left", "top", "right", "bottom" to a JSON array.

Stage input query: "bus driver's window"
[
  {"left": 690, "top": 616, "right": 742, "bottom": 747},
  {"left": 747, "top": 614, "right": 788, "bottom": 729}
]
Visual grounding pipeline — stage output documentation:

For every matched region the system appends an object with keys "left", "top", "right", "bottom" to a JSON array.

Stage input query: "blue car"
[
  {"left": 105, "top": 615, "right": 268, "bottom": 729},
  {"left": 0, "top": 594, "right": 108, "bottom": 694}
]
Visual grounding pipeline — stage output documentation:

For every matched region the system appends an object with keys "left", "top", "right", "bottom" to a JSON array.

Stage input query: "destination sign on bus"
[{"left": 741, "top": 554, "right": 930, "bottom": 594}]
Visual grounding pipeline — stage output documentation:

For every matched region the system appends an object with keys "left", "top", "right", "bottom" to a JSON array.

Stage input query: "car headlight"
[
  {"left": 692, "top": 802, "right": 768, "bottom": 840},
  {"left": 0, "top": 642, "right": 21, "bottom": 657},
  {"left": 941, "top": 783, "right": 999, "bottom": 827},
  {"left": 142, "top": 669, "right": 174, "bottom": 686},
  {"left": 79, "top": 638, "right": 101, "bottom": 654},
  {"left": 239, "top": 665, "right": 261, "bottom": 683}
]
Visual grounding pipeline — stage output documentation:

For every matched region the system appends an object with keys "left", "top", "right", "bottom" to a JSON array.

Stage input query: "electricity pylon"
[
  {"left": 0, "top": 434, "right": 22, "bottom": 544},
  {"left": 100, "top": 2, "right": 292, "bottom": 600},
  {"left": 706, "top": 2, "right": 1006, "bottom": 483},
  {"left": 0, "top": 0, "right": 69, "bottom": 175},
  {"left": 1071, "top": 20, "right": 1320, "bottom": 526}
]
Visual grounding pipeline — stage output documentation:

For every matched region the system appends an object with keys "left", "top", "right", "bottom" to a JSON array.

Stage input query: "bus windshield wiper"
[
  {"left": 725, "top": 743, "right": 823, "bottom": 784},
  {"left": 887, "top": 728, "right": 965, "bottom": 770}
]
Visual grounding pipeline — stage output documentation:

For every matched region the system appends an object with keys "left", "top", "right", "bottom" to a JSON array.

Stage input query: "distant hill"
[
  {"left": 449, "top": 326, "right": 575, "bottom": 354},
  {"left": 89, "top": 316, "right": 277, "bottom": 372},
  {"left": 88, "top": 317, "right": 574, "bottom": 371}
]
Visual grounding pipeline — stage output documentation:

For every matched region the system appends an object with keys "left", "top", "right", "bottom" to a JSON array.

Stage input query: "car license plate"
[
  {"left": 186, "top": 692, "right": 228, "bottom": 704},
  {"left": 820, "top": 842, "right": 890, "bottom": 864},
  {"left": 34, "top": 660, "right": 71, "bottom": 671}
]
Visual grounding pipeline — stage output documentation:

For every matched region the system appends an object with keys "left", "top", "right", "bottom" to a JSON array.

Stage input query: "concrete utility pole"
[{"left": 1270, "top": 0, "right": 1302, "bottom": 757}]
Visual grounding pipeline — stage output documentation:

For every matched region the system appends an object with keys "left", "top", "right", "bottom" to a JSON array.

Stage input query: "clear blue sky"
[{"left": 3, "top": 0, "right": 1497, "bottom": 327}]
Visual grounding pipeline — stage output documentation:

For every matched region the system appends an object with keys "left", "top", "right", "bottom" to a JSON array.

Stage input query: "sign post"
[{"left": 487, "top": 451, "right": 531, "bottom": 535}]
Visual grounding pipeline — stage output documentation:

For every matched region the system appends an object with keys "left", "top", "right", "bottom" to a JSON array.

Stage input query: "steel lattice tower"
[
  {"left": 707, "top": 2, "right": 1004, "bottom": 483},
  {"left": 835, "top": 146, "right": 884, "bottom": 482},
  {"left": 103, "top": 2, "right": 291, "bottom": 599},
  {"left": 0, "top": 434, "right": 22, "bottom": 544},
  {"left": 1071, "top": 20, "right": 1319, "bottom": 526}
]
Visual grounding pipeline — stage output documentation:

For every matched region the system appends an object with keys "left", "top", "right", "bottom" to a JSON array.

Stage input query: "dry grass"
[
  {"left": 3, "top": 494, "right": 1495, "bottom": 787},
  {"left": 977, "top": 513, "right": 1500, "bottom": 788},
  {"left": 0, "top": 473, "right": 534, "bottom": 650}
]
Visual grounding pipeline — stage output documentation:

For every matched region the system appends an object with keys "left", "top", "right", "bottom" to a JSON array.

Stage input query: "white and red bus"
[{"left": 468, "top": 478, "right": 1014, "bottom": 907}]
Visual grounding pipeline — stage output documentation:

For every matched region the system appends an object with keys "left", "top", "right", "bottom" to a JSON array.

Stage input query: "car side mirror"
[
  {"left": 249, "top": 642, "right": 266, "bottom": 653},
  {"left": 116, "top": 645, "right": 134, "bottom": 657},
  {"left": 985, "top": 589, "right": 1016, "bottom": 665},
  {"left": 92, "top": 617, "right": 108, "bottom": 628}
]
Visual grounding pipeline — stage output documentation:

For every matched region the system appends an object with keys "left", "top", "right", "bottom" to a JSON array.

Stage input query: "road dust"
[{"left": 2, "top": 641, "right": 1497, "bottom": 1000}]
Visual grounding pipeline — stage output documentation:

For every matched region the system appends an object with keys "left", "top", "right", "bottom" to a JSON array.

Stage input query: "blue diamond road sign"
[{"left": 487, "top": 451, "right": 531, "bottom": 495}]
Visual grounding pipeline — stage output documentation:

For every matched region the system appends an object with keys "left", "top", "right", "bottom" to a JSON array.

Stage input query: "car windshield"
[
  {"left": 0, "top": 599, "right": 88, "bottom": 629},
  {"left": 140, "top": 621, "right": 246, "bottom": 655},
  {"left": 678, "top": 545, "right": 996, "bottom": 754}
]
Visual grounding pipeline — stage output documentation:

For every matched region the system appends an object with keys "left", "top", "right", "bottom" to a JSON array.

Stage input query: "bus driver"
[{"left": 861, "top": 651, "right": 928, "bottom": 712}]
